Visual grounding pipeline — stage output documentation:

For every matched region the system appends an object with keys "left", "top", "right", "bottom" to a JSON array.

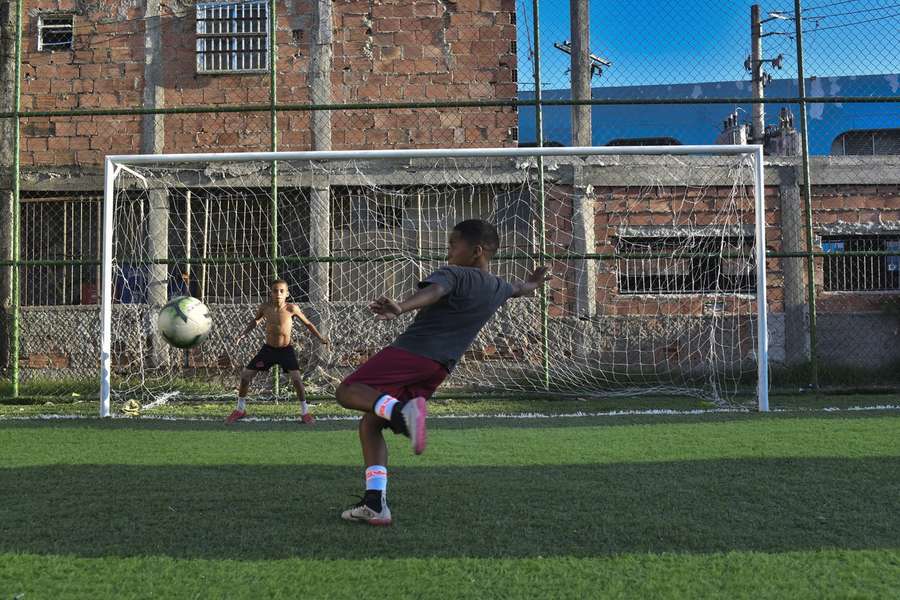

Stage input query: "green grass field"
[{"left": 1, "top": 404, "right": 899, "bottom": 598}]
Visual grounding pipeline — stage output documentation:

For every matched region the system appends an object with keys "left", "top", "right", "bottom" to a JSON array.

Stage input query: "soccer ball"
[{"left": 158, "top": 296, "right": 212, "bottom": 349}]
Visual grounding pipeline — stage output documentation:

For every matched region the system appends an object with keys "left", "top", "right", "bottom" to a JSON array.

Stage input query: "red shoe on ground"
[
  {"left": 299, "top": 413, "right": 315, "bottom": 425},
  {"left": 225, "top": 409, "right": 247, "bottom": 424}
]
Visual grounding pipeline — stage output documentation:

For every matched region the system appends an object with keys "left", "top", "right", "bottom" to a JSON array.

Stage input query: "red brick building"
[{"left": 12, "top": 0, "right": 518, "bottom": 169}]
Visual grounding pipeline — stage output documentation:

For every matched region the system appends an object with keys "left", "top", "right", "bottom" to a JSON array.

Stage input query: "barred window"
[
  {"left": 617, "top": 236, "right": 755, "bottom": 295},
  {"left": 830, "top": 129, "right": 900, "bottom": 156},
  {"left": 38, "top": 14, "right": 74, "bottom": 52},
  {"left": 20, "top": 194, "right": 101, "bottom": 306},
  {"left": 823, "top": 235, "right": 900, "bottom": 292},
  {"left": 196, "top": 2, "right": 268, "bottom": 74}
]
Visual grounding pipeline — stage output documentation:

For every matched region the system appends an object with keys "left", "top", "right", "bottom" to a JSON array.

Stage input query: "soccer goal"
[{"left": 100, "top": 145, "right": 768, "bottom": 416}]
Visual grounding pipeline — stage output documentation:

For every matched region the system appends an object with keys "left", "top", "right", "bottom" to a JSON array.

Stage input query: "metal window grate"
[
  {"left": 21, "top": 194, "right": 101, "bottom": 306},
  {"left": 37, "top": 14, "right": 74, "bottom": 52},
  {"left": 831, "top": 129, "right": 900, "bottom": 156},
  {"left": 823, "top": 235, "right": 900, "bottom": 292},
  {"left": 196, "top": 1, "right": 268, "bottom": 73},
  {"left": 617, "top": 236, "right": 755, "bottom": 295}
]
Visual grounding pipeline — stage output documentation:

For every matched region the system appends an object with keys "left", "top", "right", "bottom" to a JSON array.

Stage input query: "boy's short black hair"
[
  {"left": 271, "top": 278, "right": 288, "bottom": 288},
  {"left": 453, "top": 219, "right": 500, "bottom": 255}
]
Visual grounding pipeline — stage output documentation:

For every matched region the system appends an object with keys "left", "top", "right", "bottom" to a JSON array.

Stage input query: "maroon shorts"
[{"left": 342, "top": 346, "right": 448, "bottom": 402}]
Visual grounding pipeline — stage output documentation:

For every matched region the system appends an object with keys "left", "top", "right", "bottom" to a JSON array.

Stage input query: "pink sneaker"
[
  {"left": 299, "top": 413, "right": 315, "bottom": 425},
  {"left": 401, "top": 396, "right": 427, "bottom": 455},
  {"left": 225, "top": 409, "right": 247, "bottom": 424}
]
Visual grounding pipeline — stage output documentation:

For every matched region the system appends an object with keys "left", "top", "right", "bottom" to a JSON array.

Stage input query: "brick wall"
[
  {"left": 811, "top": 184, "right": 900, "bottom": 312},
  {"left": 17, "top": 0, "right": 518, "bottom": 168}
]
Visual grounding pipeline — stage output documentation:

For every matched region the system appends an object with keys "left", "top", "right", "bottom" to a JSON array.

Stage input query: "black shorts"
[{"left": 246, "top": 344, "right": 300, "bottom": 372}]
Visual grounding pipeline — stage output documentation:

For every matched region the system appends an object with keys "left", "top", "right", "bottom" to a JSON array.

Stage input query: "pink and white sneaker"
[
  {"left": 225, "top": 409, "right": 246, "bottom": 424},
  {"left": 401, "top": 396, "right": 427, "bottom": 455}
]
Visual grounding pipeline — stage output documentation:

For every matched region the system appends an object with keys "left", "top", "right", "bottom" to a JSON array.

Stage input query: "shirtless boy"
[{"left": 226, "top": 279, "right": 328, "bottom": 424}]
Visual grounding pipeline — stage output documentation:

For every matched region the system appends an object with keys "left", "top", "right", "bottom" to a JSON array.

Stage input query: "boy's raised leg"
[{"left": 336, "top": 383, "right": 425, "bottom": 454}]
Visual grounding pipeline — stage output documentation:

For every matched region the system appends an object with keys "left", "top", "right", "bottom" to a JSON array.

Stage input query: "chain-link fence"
[{"left": 1, "top": 0, "right": 898, "bottom": 402}]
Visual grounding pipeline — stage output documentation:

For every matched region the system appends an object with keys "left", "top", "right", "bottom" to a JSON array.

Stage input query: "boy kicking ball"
[
  {"left": 336, "top": 219, "right": 549, "bottom": 525},
  {"left": 227, "top": 279, "right": 328, "bottom": 424}
]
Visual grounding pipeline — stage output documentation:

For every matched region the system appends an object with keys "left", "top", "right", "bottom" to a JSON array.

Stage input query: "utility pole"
[
  {"left": 749, "top": 5, "right": 786, "bottom": 143},
  {"left": 750, "top": 4, "right": 764, "bottom": 142},
  {"left": 570, "top": 0, "right": 595, "bottom": 317},
  {"left": 570, "top": 0, "right": 591, "bottom": 147}
]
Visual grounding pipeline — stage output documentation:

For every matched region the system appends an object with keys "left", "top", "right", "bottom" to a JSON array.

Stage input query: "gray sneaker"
[
  {"left": 401, "top": 396, "right": 427, "bottom": 455},
  {"left": 341, "top": 495, "right": 392, "bottom": 526}
]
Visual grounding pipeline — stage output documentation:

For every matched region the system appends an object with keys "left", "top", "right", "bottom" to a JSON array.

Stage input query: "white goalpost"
[{"left": 100, "top": 145, "right": 768, "bottom": 417}]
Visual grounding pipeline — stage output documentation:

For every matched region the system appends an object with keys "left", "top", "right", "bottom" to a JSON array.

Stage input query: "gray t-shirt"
[{"left": 391, "top": 265, "right": 515, "bottom": 371}]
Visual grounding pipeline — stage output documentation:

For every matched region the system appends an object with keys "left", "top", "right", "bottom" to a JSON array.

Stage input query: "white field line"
[{"left": 1, "top": 405, "right": 899, "bottom": 422}]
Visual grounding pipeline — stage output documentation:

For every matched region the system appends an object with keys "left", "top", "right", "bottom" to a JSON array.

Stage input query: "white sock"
[
  {"left": 373, "top": 394, "right": 399, "bottom": 422},
  {"left": 236, "top": 397, "right": 246, "bottom": 412},
  {"left": 365, "top": 465, "right": 388, "bottom": 493},
  {"left": 299, "top": 400, "right": 309, "bottom": 416}
]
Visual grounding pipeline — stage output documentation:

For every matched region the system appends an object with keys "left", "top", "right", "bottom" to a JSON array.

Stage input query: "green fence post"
[{"left": 793, "top": 0, "right": 819, "bottom": 390}]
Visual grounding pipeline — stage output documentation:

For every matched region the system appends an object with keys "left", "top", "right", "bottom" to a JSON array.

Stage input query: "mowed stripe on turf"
[
  {"left": 0, "top": 415, "right": 898, "bottom": 467},
  {"left": 2, "top": 550, "right": 898, "bottom": 599}
]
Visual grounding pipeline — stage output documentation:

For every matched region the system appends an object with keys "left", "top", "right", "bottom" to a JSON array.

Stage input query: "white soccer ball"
[{"left": 158, "top": 296, "right": 212, "bottom": 349}]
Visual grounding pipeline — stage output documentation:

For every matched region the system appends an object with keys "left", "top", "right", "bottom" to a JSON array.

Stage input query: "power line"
[
  {"left": 804, "top": 2, "right": 900, "bottom": 19},
  {"left": 804, "top": 10, "right": 900, "bottom": 30},
  {"left": 801, "top": 0, "right": 862, "bottom": 12},
  {"left": 769, "top": 4, "right": 900, "bottom": 33},
  {"left": 775, "top": 0, "right": 861, "bottom": 16},
  {"left": 518, "top": 0, "right": 535, "bottom": 62}
]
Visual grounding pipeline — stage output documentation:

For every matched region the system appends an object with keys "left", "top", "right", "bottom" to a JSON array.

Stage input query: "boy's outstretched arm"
[
  {"left": 369, "top": 283, "right": 448, "bottom": 320},
  {"left": 510, "top": 266, "right": 551, "bottom": 298},
  {"left": 292, "top": 306, "right": 329, "bottom": 344},
  {"left": 235, "top": 305, "right": 265, "bottom": 341}
]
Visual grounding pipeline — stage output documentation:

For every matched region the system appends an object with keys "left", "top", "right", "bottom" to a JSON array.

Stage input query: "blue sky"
[{"left": 517, "top": 0, "right": 900, "bottom": 92}]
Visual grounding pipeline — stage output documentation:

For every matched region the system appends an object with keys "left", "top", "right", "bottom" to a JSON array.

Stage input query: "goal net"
[{"left": 100, "top": 146, "right": 767, "bottom": 415}]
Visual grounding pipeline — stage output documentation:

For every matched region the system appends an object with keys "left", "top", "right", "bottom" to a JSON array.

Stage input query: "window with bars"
[
  {"left": 822, "top": 235, "right": 900, "bottom": 292},
  {"left": 830, "top": 129, "right": 900, "bottom": 156},
  {"left": 617, "top": 236, "right": 755, "bottom": 295},
  {"left": 20, "top": 194, "right": 101, "bottom": 306},
  {"left": 37, "top": 14, "right": 74, "bottom": 51},
  {"left": 196, "top": 2, "right": 268, "bottom": 74}
]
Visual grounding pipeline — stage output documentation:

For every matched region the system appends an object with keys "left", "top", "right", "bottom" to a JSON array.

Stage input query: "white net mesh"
[{"left": 105, "top": 149, "right": 763, "bottom": 407}]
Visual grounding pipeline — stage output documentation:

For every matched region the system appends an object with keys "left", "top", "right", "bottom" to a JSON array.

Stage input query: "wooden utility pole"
[
  {"left": 751, "top": 4, "right": 765, "bottom": 142},
  {"left": 570, "top": 0, "right": 591, "bottom": 147}
]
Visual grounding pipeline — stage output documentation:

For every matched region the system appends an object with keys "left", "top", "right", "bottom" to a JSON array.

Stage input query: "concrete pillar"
[
  {"left": 141, "top": 0, "right": 169, "bottom": 367},
  {"left": 310, "top": 0, "right": 332, "bottom": 153},
  {"left": 141, "top": 0, "right": 165, "bottom": 156},
  {"left": 572, "top": 165, "right": 596, "bottom": 318},
  {"left": 779, "top": 165, "right": 811, "bottom": 365},
  {"left": 307, "top": 0, "right": 332, "bottom": 365}
]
